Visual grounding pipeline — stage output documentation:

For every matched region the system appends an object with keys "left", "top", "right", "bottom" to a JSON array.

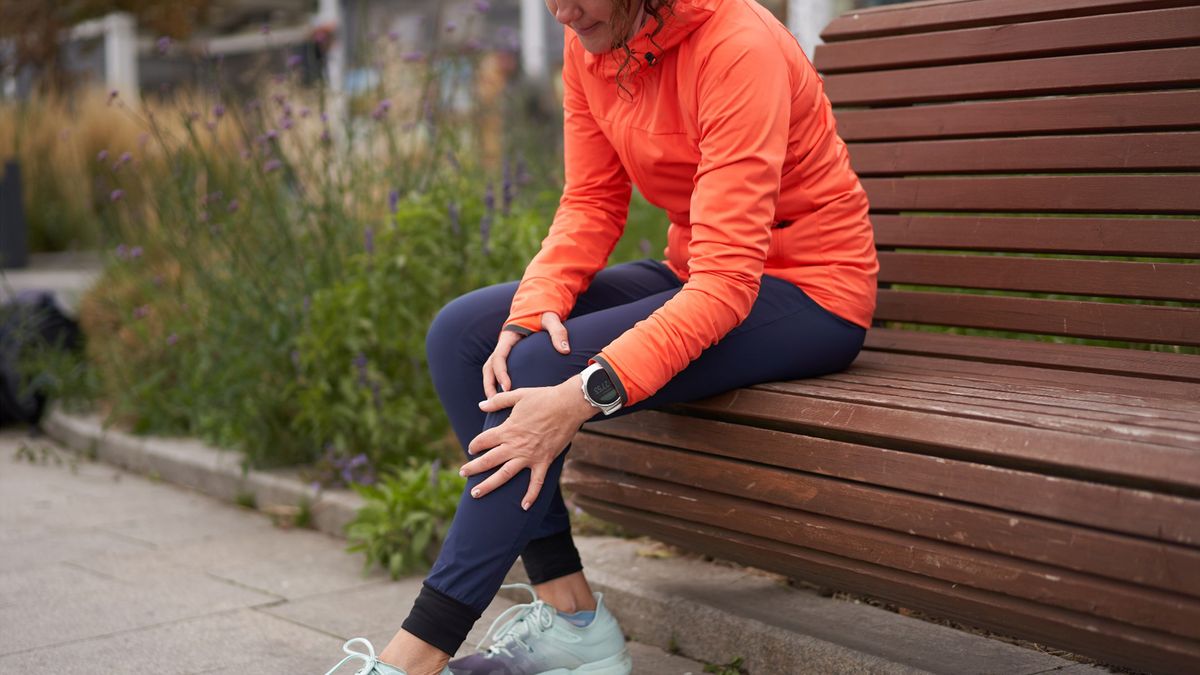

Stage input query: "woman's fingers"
[
  {"left": 542, "top": 312, "right": 570, "bottom": 354},
  {"left": 481, "top": 359, "right": 497, "bottom": 399},
  {"left": 466, "top": 455, "right": 527, "bottom": 500},
  {"left": 520, "top": 463, "right": 548, "bottom": 511}
]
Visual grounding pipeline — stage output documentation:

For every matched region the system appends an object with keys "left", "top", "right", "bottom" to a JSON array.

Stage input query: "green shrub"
[{"left": 345, "top": 461, "right": 467, "bottom": 579}]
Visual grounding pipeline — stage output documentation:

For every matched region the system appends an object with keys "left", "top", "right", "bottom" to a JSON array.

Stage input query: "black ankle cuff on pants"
[
  {"left": 401, "top": 582, "right": 482, "bottom": 656},
  {"left": 521, "top": 528, "right": 584, "bottom": 585}
]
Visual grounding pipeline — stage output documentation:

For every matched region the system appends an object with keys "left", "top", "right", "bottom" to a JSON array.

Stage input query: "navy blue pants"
[{"left": 401, "top": 259, "right": 866, "bottom": 655}]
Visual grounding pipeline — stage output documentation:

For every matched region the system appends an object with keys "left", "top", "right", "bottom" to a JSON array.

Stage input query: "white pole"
[
  {"left": 103, "top": 12, "right": 138, "bottom": 99},
  {"left": 520, "top": 0, "right": 547, "bottom": 79},
  {"left": 787, "top": 0, "right": 835, "bottom": 60},
  {"left": 315, "top": 0, "right": 346, "bottom": 132}
]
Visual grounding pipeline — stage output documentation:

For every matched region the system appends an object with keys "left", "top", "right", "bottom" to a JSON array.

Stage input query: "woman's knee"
[
  {"left": 425, "top": 283, "right": 513, "bottom": 360},
  {"left": 505, "top": 333, "right": 574, "bottom": 390}
]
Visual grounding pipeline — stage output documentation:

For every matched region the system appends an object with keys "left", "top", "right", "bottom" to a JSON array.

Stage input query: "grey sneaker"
[
  {"left": 448, "top": 583, "right": 632, "bottom": 675},
  {"left": 325, "top": 637, "right": 454, "bottom": 675}
]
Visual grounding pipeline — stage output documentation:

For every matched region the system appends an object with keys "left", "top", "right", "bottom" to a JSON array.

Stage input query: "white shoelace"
[
  {"left": 475, "top": 582, "right": 556, "bottom": 658},
  {"left": 324, "top": 637, "right": 388, "bottom": 675}
]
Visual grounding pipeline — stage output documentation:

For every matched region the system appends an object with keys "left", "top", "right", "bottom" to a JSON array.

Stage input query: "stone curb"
[{"left": 41, "top": 405, "right": 1107, "bottom": 675}]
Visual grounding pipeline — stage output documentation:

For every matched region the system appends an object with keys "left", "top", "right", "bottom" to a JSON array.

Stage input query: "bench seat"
[{"left": 562, "top": 0, "right": 1200, "bottom": 672}]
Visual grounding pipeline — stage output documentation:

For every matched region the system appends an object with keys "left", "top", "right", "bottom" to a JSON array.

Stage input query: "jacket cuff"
[
  {"left": 502, "top": 324, "right": 534, "bottom": 337},
  {"left": 589, "top": 353, "right": 630, "bottom": 407}
]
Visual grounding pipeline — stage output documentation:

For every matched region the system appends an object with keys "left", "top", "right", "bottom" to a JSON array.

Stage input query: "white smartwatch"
[{"left": 580, "top": 362, "right": 624, "bottom": 415}]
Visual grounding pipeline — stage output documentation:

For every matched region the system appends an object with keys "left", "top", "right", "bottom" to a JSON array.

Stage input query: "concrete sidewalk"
[{"left": 0, "top": 429, "right": 705, "bottom": 674}]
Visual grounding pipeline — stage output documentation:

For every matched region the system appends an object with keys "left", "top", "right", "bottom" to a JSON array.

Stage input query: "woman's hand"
[
  {"left": 461, "top": 375, "right": 596, "bottom": 510},
  {"left": 482, "top": 311, "right": 572, "bottom": 398}
]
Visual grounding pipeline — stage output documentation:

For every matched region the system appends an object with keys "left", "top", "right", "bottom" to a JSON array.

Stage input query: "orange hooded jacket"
[{"left": 502, "top": 0, "right": 878, "bottom": 406}]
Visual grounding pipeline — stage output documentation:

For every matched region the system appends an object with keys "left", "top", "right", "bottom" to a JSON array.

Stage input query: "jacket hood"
[{"left": 582, "top": 0, "right": 718, "bottom": 81}]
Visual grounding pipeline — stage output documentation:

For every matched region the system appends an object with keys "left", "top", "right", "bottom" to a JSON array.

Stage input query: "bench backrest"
[{"left": 812, "top": 0, "right": 1200, "bottom": 379}]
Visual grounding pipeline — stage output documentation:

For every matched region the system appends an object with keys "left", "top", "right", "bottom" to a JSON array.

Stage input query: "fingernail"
[
  {"left": 521, "top": 501, "right": 530, "bottom": 511},
  {"left": 471, "top": 488, "right": 481, "bottom": 498},
  {"left": 560, "top": 341, "right": 568, "bottom": 350},
  {"left": 459, "top": 468, "right": 466, "bottom": 477},
  {"left": 477, "top": 400, "right": 487, "bottom": 409}
]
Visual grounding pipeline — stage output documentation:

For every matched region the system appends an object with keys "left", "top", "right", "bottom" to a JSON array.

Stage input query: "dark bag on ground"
[{"left": 0, "top": 289, "right": 83, "bottom": 427}]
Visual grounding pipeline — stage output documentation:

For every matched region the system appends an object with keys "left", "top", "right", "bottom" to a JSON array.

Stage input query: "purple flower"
[
  {"left": 449, "top": 202, "right": 461, "bottom": 236},
  {"left": 388, "top": 30, "right": 399, "bottom": 43},
  {"left": 212, "top": 103, "right": 225, "bottom": 118},
  {"left": 260, "top": 23, "right": 271, "bottom": 35},
  {"left": 156, "top": 36, "right": 171, "bottom": 55},
  {"left": 266, "top": 128, "right": 279, "bottom": 140},
  {"left": 299, "top": 107, "right": 311, "bottom": 118},
  {"left": 133, "top": 304, "right": 150, "bottom": 319},
  {"left": 96, "top": 149, "right": 108, "bottom": 162},
  {"left": 281, "top": 117, "right": 294, "bottom": 131},
  {"left": 227, "top": 199, "right": 240, "bottom": 213},
  {"left": 445, "top": 21, "right": 458, "bottom": 33},
  {"left": 364, "top": 226, "right": 374, "bottom": 255},
  {"left": 372, "top": 99, "right": 391, "bottom": 120},
  {"left": 465, "top": 38, "right": 483, "bottom": 52},
  {"left": 263, "top": 158, "right": 282, "bottom": 173},
  {"left": 110, "top": 189, "right": 124, "bottom": 202},
  {"left": 130, "top": 246, "right": 143, "bottom": 258},
  {"left": 286, "top": 53, "right": 302, "bottom": 69},
  {"left": 115, "top": 244, "right": 128, "bottom": 259},
  {"left": 401, "top": 51, "right": 423, "bottom": 63},
  {"left": 483, "top": 183, "right": 495, "bottom": 213},
  {"left": 107, "top": 89, "right": 118, "bottom": 104},
  {"left": 309, "top": 480, "right": 322, "bottom": 493},
  {"left": 502, "top": 160, "right": 514, "bottom": 215},
  {"left": 320, "top": 112, "right": 329, "bottom": 123},
  {"left": 320, "top": 129, "right": 331, "bottom": 144},
  {"left": 480, "top": 214, "right": 493, "bottom": 255},
  {"left": 166, "top": 333, "right": 178, "bottom": 346},
  {"left": 388, "top": 189, "right": 399, "bottom": 214},
  {"left": 112, "top": 151, "right": 132, "bottom": 171},
  {"left": 474, "top": 0, "right": 491, "bottom": 13}
]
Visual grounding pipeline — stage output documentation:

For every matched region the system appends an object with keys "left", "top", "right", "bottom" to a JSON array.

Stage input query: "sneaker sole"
[{"left": 534, "top": 649, "right": 633, "bottom": 675}]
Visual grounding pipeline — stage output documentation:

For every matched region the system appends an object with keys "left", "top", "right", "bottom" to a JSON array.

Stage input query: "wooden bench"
[{"left": 561, "top": 1, "right": 1200, "bottom": 672}]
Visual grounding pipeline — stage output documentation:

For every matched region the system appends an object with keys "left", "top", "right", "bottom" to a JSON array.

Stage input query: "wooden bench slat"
[
  {"left": 877, "top": 253, "right": 1200, "bottom": 302},
  {"left": 862, "top": 329, "right": 1200, "bottom": 386},
  {"left": 565, "top": 463, "right": 1200, "bottom": 639},
  {"left": 815, "top": 6, "right": 1200, "bottom": 74},
  {"left": 847, "top": 351, "right": 1200, "bottom": 416},
  {"left": 849, "top": 132, "right": 1200, "bottom": 175},
  {"left": 862, "top": 176, "right": 1200, "bottom": 214},
  {"left": 819, "top": 0, "right": 1195, "bottom": 42},
  {"left": 758, "top": 379, "right": 1200, "bottom": 449},
  {"left": 872, "top": 215, "right": 1200, "bottom": 258},
  {"left": 572, "top": 495, "right": 1200, "bottom": 675},
  {"left": 824, "top": 46, "right": 1200, "bottom": 106},
  {"left": 875, "top": 290, "right": 1200, "bottom": 346},
  {"left": 679, "top": 388, "right": 1200, "bottom": 493},
  {"left": 835, "top": 90, "right": 1200, "bottom": 142},
  {"left": 814, "top": 372, "right": 1200, "bottom": 432},
  {"left": 582, "top": 412, "right": 1200, "bottom": 559}
]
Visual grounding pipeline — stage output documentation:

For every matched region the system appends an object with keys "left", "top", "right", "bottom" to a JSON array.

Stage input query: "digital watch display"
[{"left": 580, "top": 363, "right": 624, "bottom": 415}]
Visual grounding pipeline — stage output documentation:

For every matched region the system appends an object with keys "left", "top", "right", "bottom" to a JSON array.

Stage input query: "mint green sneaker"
[
  {"left": 324, "top": 637, "right": 454, "bottom": 675},
  {"left": 447, "top": 582, "right": 633, "bottom": 675}
]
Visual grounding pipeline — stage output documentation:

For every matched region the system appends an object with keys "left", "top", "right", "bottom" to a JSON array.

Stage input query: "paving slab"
[{"left": 0, "top": 429, "right": 707, "bottom": 674}]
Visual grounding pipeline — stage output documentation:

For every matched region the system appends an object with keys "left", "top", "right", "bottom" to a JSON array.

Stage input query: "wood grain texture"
[
  {"left": 871, "top": 215, "right": 1200, "bottom": 258},
  {"left": 848, "top": 132, "right": 1200, "bottom": 175},
  {"left": 823, "top": 46, "right": 1200, "bottom": 106},
  {"left": 820, "top": 0, "right": 1196, "bottom": 41},
  {"left": 815, "top": 6, "right": 1200, "bottom": 73},
  {"left": 833, "top": 90, "right": 1200, "bottom": 142},
  {"left": 570, "top": 494, "right": 1200, "bottom": 675},
  {"left": 861, "top": 176, "right": 1200, "bottom": 214},
  {"left": 564, "top": 462, "right": 1200, "bottom": 639},
  {"left": 874, "top": 290, "right": 1200, "bottom": 346},
  {"left": 861, "top": 330, "right": 1200, "bottom": 385},
  {"left": 877, "top": 252, "right": 1200, "bottom": 301}
]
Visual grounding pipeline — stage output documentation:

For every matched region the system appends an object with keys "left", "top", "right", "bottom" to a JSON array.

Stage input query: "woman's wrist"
[{"left": 559, "top": 374, "right": 599, "bottom": 423}]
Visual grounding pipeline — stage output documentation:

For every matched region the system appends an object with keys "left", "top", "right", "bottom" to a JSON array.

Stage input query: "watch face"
[{"left": 586, "top": 369, "right": 620, "bottom": 405}]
